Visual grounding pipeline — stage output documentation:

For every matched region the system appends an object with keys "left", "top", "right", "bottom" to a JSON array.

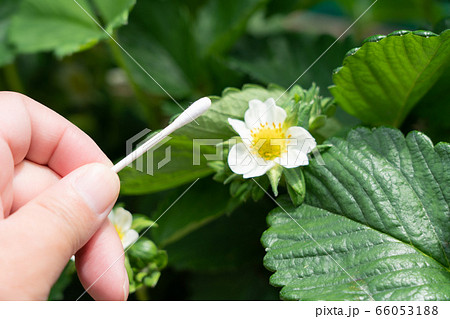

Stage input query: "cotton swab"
[{"left": 112, "top": 97, "right": 211, "bottom": 173}]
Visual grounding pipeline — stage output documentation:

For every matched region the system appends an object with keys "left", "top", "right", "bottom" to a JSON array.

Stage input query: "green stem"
[
  {"left": 4, "top": 63, "right": 25, "bottom": 93},
  {"left": 135, "top": 286, "right": 149, "bottom": 301}
]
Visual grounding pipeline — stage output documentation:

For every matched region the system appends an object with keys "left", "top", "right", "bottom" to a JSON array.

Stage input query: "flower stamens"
[
  {"left": 250, "top": 122, "right": 287, "bottom": 161},
  {"left": 114, "top": 224, "right": 124, "bottom": 241}
]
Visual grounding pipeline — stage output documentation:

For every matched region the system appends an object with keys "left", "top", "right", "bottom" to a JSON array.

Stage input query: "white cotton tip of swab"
[
  {"left": 112, "top": 97, "right": 212, "bottom": 173},
  {"left": 170, "top": 97, "right": 211, "bottom": 129}
]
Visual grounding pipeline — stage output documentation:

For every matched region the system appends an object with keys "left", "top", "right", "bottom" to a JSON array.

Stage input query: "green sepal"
[
  {"left": 135, "top": 270, "right": 161, "bottom": 288},
  {"left": 251, "top": 182, "right": 265, "bottom": 201},
  {"left": 315, "top": 144, "right": 333, "bottom": 151},
  {"left": 286, "top": 183, "right": 303, "bottom": 206},
  {"left": 207, "top": 160, "right": 225, "bottom": 172},
  {"left": 143, "top": 271, "right": 161, "bottom": 288},
  {"left": 267, "top": 164, "right": 283, "bottom": 196},
  {"left": 223, "top": 173, "right": 240, "bottom": 185},
  {"left": 131, "top": 214, "right": 157, "bottom": 233},
  {"left": 282, "top": 99, "right": 300, "bottom": 127},
  {"left": 283, "top": 167, "right": 306, "bottom": 206},
  {"left": 230, "top": 180, "right": 249, "bottom": 198},
  {"left": 251, "top": 175, "right": 270, "bottom": 201},
  {"left": 308, "top": 115, "right": 327, "bottom": 131},
  {"left": 208, "top": 161, "right": 228, "bottom": 183}
]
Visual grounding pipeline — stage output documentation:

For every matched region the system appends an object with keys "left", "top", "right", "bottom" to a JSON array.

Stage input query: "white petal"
[
  {"left": 108, "top": 210, "right": 115, "bottom": 223},
  {"left": 121, "top": 229, "right": 139, "bottom": 249},
  {"left": 228, "top": 118, "right": 251, "bottom": 140},
  {"left": 244, "top": 98, "right": 286, "bottom": 128},
  {"left": 265, "top": 98, "right": 287, "bottom": 125},
  {"left": 112, "top": 207, "right": 133, "bottom": 231},
  {"left": 228, "top": 143, "right": 259, "bottom": 175},
  {"left": 285, "top": 126, "right": 316, "bottom": 154},
  {"left": 243, "top": 160, "right": 275, "bottom": 178},
  {"left": 245, "top": 99, "right": 267, "bottom": 127},
  {"left": 248, "top": 98, "right": 267, "bottom": 110},
  {"left": 276, "top": 148, "right": 309, "bottom": 168}
]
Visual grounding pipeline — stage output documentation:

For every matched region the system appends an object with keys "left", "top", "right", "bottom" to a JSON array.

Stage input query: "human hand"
[{"left": 0, "top": 92, "right": 128, "bottom": 300}]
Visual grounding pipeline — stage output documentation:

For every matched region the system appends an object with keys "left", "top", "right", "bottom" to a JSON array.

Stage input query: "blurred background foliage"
[{"left": 0, "top": 0, "right": 448, "bottom": 300}]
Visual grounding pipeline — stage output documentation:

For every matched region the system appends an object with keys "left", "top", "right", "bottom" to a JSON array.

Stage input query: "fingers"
[
  {"left": 0, "top": 92, "right": 111, "bottom": 177},
  {"left": 0, "top": 92, "right": 31, "bottom": 165},
  {"left": 0, "top": 91, "right": 112, "bottom": 219},
  {"left": 0, "top": 92, "right": 33, "bottom": 219},
  {"left": 11, "top": 160, "right": 60, "bottom": 213},
  {"left": 0, "top": 163, "right": 120, "bottom": 300},
  {"left": 0, "top": 131, "right": 18, "bottom": 219},
  {"left": 12, "top": 160, "right": 128, "bottom": 301},
  {"left": 0, "top": 92, "right": 126, "bottom": 300},
  {"left": 76, "top": 220, "right": 129, "bottom": 301},
  {"left": 23, "top": 93, "right": 112, "bottom": 175}
]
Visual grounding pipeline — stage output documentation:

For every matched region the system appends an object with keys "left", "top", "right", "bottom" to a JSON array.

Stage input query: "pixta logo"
[{"left": 125, "top": 129, "right": 172, "bottom": 175}]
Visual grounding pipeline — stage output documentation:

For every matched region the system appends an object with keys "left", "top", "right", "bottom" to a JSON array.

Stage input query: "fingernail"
[
  {"left": 123, "top": 267, "right": 129, "bottom": 301},
  {"left": 72, "top": 163, "right": 120, "bottom": 215}
]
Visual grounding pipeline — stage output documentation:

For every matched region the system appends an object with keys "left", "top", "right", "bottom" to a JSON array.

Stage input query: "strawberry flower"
[
  {"left": 109, "top": 207, "right": 139, "bottom": 249},
  {"left": 227, "top": 98, "right": 316, "bottom": 178}
]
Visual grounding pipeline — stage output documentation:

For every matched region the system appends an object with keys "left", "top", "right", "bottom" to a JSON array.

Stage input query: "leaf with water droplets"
[{"left": 330, "top": 30, "right": 450, "bottom": 127}]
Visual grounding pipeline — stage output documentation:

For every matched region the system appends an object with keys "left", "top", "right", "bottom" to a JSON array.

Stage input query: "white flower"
[
  {"left": 227, "top": 98, "right": 316, "bottom": 178},
  {"left": 109, "top": 207, "right": 139, "bottom": 249}
]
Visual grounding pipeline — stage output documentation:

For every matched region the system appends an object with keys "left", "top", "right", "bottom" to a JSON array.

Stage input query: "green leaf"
[
  {"left": 175, "top": 84, "right": 287, "bottom": 139},
  {"left": 0, "top": 0, "right": 18, "bottom": 66},
  {"left": 262, "top": 127, "right": 450, "bottom": 300},
  {"left": 116, "top": 0, "right": 261, "bottom": 98},
  {"left": 152, "top": 178, "right": 241, "bottom": 247},
  {"left": 118, "top": 136, "right": 215, "bottom": 195},
  {"left": 309, "top": 115, "right": 327, "bottom": 131},
  {"left": 9, "top": 0, "right": 135, "bottom": 57},
  {"left": 265, "top": 0, "right": 324, "bottom": 16},
  {"left": 117, "top": 0, "right": 196, "bottom": 97},
  {"left": 330, "top": 30, "right": 450, "bottom": 127},
  {"left": 92, "top": 0, "right": 136, "bottom": 33},
  {"left": 194, "top": 0, "right": 267, "bottom": 56},
  {"left": 229, "top": 33, "right": 355, "bottom": 94}
]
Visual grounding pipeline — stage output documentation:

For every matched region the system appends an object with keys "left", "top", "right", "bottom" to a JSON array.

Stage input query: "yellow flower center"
[
  {"left": 114, "top": 225, "right": 124, "bottom": 241},
  {"left": 250, "top": 122, "right": 291, "bottom": 161}
]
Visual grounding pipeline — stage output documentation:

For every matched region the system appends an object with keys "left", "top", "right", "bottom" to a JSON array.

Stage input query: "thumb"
[{"left": 0, "top": 163, "right": 120, "bottom": 300}]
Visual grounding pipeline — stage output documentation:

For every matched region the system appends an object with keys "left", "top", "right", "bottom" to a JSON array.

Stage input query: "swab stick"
[{"left": 112, "top": 97, "right": 211, "bottom": 173}]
